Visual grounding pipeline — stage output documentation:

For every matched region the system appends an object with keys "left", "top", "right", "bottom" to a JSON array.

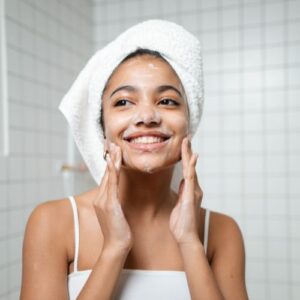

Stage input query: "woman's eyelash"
[
  {"left": 114, "top": 99, "right": 130, "bottom": 106},
  {"left": 159, "top": 99, "right": 179, "bottom": 106},
  {"left": 114, "top": 98, "right": 179, "bottom": 106}
]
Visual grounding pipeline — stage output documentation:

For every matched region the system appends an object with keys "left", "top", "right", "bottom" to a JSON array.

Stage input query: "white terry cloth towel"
[{"left": 58, "top": 19, "right": 204, "bottom": 191}]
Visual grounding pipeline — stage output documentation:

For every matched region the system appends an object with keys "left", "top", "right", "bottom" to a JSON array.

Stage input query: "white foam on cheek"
[{"left": 123, "top": 147, "right": 130, "bottom": 165}]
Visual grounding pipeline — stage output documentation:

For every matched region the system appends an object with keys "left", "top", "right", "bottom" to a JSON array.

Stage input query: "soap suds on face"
[
  {"left": 129, "top": 109, "right": 162, "bottom": 125},
  {"left": 147, "top": 62, "right": 161, "bottom": 70},
  {"left": 140, "top": 156, "right": 155, "bottom": 173}
]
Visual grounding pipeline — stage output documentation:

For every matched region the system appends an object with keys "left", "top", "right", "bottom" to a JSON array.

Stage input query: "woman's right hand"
[{"left": 92, "top": 142, "right": 133, "bottom": 253}]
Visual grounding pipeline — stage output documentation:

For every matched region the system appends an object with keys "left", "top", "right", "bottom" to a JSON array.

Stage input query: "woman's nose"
[{"left": 133, "top": 103, "right": 161, "bottom": 126}]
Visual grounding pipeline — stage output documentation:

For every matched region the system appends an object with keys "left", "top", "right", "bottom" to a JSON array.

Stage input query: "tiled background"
[
  {"left": 0, "top": 0, "right": 93, "bottom": 299},
  {"left": 92, "top": 2, "right": 300, "bottom": 300},
  {"left": 0, "top": 0, "right": 299, "bottom": 299}
]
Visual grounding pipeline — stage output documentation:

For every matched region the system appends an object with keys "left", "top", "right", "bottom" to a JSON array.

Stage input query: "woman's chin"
[{"left": 122, "top": 158, "right": 179, "bottom": 174}]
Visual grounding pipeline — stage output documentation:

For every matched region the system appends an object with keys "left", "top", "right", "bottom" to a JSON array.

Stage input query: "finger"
[
  {"left": 188, "top": 153, "right": 198, "bottom": 178},
  {"left": 110, "top": 143, "right": 118, "bottom": 170},
  {"left": 110, "top": 142, "right": 122, "bottom": 177},
  {"left": 98, "top": 164, "right": 108, "bottom": 187},
  {"left": 182, "top": 136, "right": 194, "bottom": 178},
  {"left": 182, "top": 153, "right": 198, "bottom": 204},
  {"left": 181, "top": 137, "right": 189, "bottom": 178},
  {"left": 186, "top": 135, "right": 193, "bottom": 160},
  {"left": 107, "top": 148, "right": 119, "bottom": 202},
  {"left": 114, "top": 143, "right": 122, "bottom": 172},
  {"left": 178, "top": 178, "right": 185, "bottom": 197}
]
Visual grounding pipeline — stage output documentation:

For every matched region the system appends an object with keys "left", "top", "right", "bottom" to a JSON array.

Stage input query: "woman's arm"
[
  {"left": 209, "top": 213, "right": 249, "bottom": 299},
  {"left": 77, "top": 245, "right": 129, "bottom": 300},
  {"left": 76, "top": 143, "right": 133, "bottom": 299},
  {"left": 180, "top": 212, "right": 249, "bottom": 300},
  {"left": 20, "top": 199, "right": 131, "bottom": 300},
  {"left": 180, "top": 242, "right": 224, "bottom": 300},
  {"left": 20, "top": 201, "right": 69, "bottom": 300}
]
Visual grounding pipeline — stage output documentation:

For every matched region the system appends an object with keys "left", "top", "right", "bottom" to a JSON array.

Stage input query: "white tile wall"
[
  {"left": 1, "top": 0, "right": 93, "bottom": 299},
  {"left": 91, "top": 0, "right": 300, "bottom": 299}
]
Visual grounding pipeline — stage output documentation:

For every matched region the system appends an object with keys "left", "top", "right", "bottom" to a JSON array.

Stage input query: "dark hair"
[{"left": 98, "top": 48, "right": 166, "bottom": 138}]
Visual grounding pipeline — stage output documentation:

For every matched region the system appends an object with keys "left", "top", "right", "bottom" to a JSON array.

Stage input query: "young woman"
[{"left": 20, "top": 20, "right": 248, "bottom": 300}]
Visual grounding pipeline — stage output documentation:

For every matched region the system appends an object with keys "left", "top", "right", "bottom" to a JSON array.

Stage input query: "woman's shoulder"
[
  {"left": 28, "top": 188, "right": 98, "bottom": 223},
  {"left": 207, "top": 209, "right": 245, "bottom": 259},
  {"left": 28, "top": 197, "right": 73, "bottom": 224},
  {"left": 25, "top": 197, "right": 75, "bottom": 246},
  {"left": 26, "top": 189, "right": 98, "bottom": 238},
  {"left": 209, "top": 209, "right": 240, "bottom": 229}
]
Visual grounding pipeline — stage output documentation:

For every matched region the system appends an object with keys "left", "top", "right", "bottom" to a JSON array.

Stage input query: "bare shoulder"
[
  {"left": 210, "top": 210, "right": 243, "bottom": 240},
  {"left": 209, "top": 210, "right": 245, "bottom": 256},
  {"left": 25, "top": 197, "right": 73, "bottom": 236},
  {"left": 207, "top": 210, "right": 248, "bottom": 299},
  {"left": 23, "top": 197, "right": 75, "bottom": 262},
  {"left": 20, "top": 197, "right": 74, "bottom": 299}
]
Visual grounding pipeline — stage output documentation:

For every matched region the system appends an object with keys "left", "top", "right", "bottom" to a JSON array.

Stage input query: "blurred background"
[{"left": 0, "top": 0, "right": 299, "bottom": 299}]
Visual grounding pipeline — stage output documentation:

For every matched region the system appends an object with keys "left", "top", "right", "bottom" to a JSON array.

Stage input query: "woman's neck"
[{"left": 118, "top": 166, "right": 177, "bottom": 224}]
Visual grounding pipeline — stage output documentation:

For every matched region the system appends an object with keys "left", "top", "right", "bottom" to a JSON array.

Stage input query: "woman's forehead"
[{"left": 106, "top": 55, "right": 184, "bottom": 91}]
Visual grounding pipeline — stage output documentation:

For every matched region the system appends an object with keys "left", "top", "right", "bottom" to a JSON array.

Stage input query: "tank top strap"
[
  {"left": 68, "top": 196, "right": 80, "bottom": 273},
  {"left": 203, "top": 209, "right": 210, "bottom": 255}
]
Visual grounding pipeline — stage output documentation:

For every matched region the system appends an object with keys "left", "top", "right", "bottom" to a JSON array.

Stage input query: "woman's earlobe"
[{"left": 103, "top": 139, "right": 109, "bottom": 160}]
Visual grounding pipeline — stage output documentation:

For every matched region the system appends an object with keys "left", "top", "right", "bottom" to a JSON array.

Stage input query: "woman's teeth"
[{"left": 130, "top": 136, "right": 165, "bottom": 144}]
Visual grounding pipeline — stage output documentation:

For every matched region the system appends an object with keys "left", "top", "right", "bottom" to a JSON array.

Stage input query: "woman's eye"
[
  {"left": 160, "top": 99, "right": 179, "bottom": 106},
  {"left": 114, "top": 99, "right": 131, "bottom": 106}
]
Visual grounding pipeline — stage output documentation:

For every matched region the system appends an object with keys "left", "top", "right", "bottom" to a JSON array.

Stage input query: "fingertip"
[
  {"left": 106, "top": 153, "right": 111, "bottom": 167},
  {"left": 117, "top": 147, "right": 122, "bottom": 171},
  {"left": 191, "top": 153, "right": 199, "bottom": 166}
]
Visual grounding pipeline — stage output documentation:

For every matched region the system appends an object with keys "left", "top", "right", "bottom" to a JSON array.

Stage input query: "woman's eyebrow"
[
  {"left": 110, "top": 84, "right": 183, "bottom": 98},
  {"left": 110, "top": 85, "right": 136, "bottom": 98},
  {"left": 156, "top": 85, "right": 182, "bottom": 97}
]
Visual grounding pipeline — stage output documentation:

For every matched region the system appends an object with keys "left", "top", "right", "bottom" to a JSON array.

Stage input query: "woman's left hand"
[{"left": 169, "top": 136, "right": 203, "bottom": 248}]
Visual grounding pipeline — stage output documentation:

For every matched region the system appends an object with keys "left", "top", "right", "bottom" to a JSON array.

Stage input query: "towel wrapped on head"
[{"left": 58, "top": 19, "right": 204, "bottom": 190}]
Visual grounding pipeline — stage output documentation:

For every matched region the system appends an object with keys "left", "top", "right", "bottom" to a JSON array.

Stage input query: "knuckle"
[
  {"left": 195, "top": 187, "right": 203, "bottom": 199},
  {"left": 105, "top": 202, "right": 116, "bottom": 212},
  {"left": 185, "top": 173, "right": 195, "bottom": 181}
]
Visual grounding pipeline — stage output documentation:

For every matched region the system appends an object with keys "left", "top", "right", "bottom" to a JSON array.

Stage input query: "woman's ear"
[
  {"left": 103, "top": 139, "right": 109, "bottom": 152},
  {"left": 103, "top": 139, "right": 109, "bottom": 161}
]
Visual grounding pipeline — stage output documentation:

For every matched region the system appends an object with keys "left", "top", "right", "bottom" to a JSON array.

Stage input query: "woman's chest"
[{"left": 68, "top": 220, "right": 189, "bottom": 273}]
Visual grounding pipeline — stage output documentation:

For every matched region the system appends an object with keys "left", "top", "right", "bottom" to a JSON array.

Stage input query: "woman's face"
[{"left": 102, "top": 54, "right": 189, "bottom": 173}]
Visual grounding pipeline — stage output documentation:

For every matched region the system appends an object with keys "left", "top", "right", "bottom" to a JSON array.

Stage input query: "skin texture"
[{"left": 20, "top": 54, "right": 249, "bottom": 300}]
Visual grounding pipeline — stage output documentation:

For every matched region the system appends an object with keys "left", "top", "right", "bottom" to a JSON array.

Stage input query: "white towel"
[{"left": 58, "top": 19, "right": 204, "bottom": 190}]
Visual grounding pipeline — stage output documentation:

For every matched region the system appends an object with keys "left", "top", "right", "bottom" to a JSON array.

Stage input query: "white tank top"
[{"left": 67, "top": 195, "right": 211, "bottom": 300}]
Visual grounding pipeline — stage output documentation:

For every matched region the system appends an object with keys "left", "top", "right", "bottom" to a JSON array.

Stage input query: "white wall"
[
  {"left": 92, "top": 0, "right": 300, "bottom": 299},
  {"left": 0, "top": 0, "right": 92, "bottom": 298}
]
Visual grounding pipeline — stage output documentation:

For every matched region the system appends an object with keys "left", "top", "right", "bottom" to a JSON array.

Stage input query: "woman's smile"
[
  {"left": 122, "top": 129, "right": 172, "bottom": 152},
  {"left": 124, "top": 135, "right": 171, "bottom": 152}
]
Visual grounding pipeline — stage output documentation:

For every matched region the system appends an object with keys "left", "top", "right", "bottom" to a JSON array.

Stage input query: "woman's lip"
[{"left": 124, "top": 138, "right": 170, "bottom": 151}]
